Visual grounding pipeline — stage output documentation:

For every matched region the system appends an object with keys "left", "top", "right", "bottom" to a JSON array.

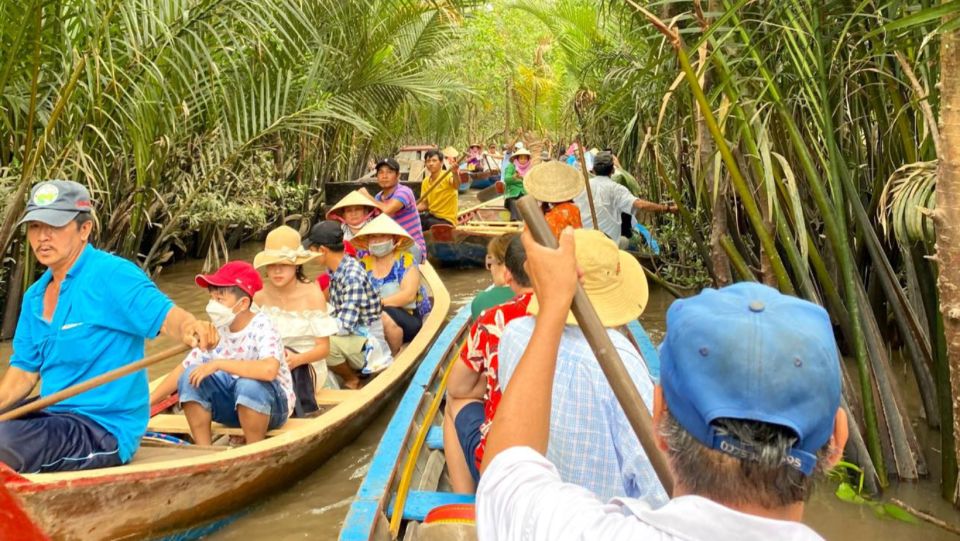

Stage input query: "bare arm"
[
  {"left": 632, "top": 198, "right": 677, "bottom": 213},
  {"left": 149, "top": 363, "right": 185, "bottom": 406},
  {"left": 216, "top": 358, "right": 281, "bottom": 381},
  {"left": 0, "top": 367, "right": 39, "bottom": 412},
  {"left": 358, "top": 187, "right": 404, "bottom": 215},
  {"left": 160, "top": 306, "right": 219, "bottom": 349},
  {"left": 447, "top": 359, "right": 485, "bottom": 400},
  {"left": 187, "top": 358, "right": 281, "bottom": 389},
  {"left": 481, "top": 228, "right": 577, "bottom": 473},
  {"left": 382, "top": 266, "right": 419, "bottom": 308},
  {"left": 286, "top": 337, "right": 330, "bottom": 369}
]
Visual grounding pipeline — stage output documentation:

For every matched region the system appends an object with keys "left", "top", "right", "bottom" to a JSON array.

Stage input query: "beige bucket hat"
[
  {"left": 528, "top": 229, "right": 649, "bottom": 327},
  {"left": 523, "top": 161, "right": 585, "bottom": 203},
  {"left": 254, "top": 225, "right": 318, "bottom": 269},
  {"left": 326, "top": 190, "right": 379, "bottom": 221},
  {"left": 351, "top": 214, "right": 414, "bottom": 253}
]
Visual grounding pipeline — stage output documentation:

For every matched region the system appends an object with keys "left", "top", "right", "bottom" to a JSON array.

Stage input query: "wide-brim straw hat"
[
  {"left": 443, "top": 146, "right": 460, "bottom": 158},
  {"left": 528, "top": 229, "right": 649, "bottom": 327},
  {"left": 523, "top": 161, "right": 585, "bottom": 203},
  {"left": 254, "top": 225, "right": 318, "bottom": 269},
  {"left": 326, "top": 190, "right": 379, "bottom": 221},
  {"left": 510, "top": 148, "right": 531, "bottom": 161},
  {"left": 351, "top": 214, "right": 414, "bottom": 253}
]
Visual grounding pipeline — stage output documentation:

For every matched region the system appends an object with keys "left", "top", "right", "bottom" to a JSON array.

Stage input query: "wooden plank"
[
  {"left": 316, "top": 389, "right": 358, "bottom": 405},
  {"left": 147, "top": 415, "right": 313, "bottom": 437},
  {"left": 416, "top": 450, "right": 445, "bottom": 491},
  {"left": 387, "top": 491, "right": 475, "bottom": 522}
]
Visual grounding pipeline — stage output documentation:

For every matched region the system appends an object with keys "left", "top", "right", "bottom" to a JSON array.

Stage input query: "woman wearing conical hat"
[
  {"left": 502, "top": 148, "right": 532, "bottom": 221},
  {"left": 352, "top": 214, "right": 432, "bottom": 356},
  {"left": 326, "top": 190, "right": 379, "bottom": 243},
  {"left": 253, "top": 226, "right": 341, "bottom": 403},
  {"left": 524, "top": 161, "right": 585, "bottom": 240}
]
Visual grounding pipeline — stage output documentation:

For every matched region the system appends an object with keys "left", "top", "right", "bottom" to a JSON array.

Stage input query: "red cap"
[{"left": 195, "top": 261, "right": 263, "bottom": 298}]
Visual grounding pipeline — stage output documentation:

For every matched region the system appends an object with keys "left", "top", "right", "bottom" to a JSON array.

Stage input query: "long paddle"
[
  {"left": 517, "top": 195, "right": 675, "bottom": 496},
  {"left": 0, "top": 344, "right": 190, "bottom": 422}
]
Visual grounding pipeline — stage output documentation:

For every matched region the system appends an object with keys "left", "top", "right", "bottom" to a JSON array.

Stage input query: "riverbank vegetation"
[{"left": 2, "top": 0, "right": 960, "bottom": 509}]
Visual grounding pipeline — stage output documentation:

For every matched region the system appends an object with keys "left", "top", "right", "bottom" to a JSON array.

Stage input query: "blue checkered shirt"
[
  {"left": 329, "top": 255, "right": 381, "bottom": 335},
  {"left": 498, "top": 316, "right": 668, "bottom": 506}
]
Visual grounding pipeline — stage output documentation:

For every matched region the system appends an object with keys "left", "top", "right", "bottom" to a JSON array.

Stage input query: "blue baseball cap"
[{"left": 659, "top": 283, "right": 841, "bottom": 475}]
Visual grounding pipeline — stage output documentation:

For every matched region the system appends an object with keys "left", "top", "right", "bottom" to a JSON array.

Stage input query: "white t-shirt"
[
  {"left": 182, "top": 312, "right": 294, "bottom": 416},
  {"left": 574, "top": 176, "right": 638, "bottom": 241},
  {"left": 477, "top": 446, "right": 825, "bottom": 541}
]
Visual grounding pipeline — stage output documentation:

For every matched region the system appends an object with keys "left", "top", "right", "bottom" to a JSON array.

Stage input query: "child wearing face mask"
[
  {"left": 149, "top": 261, "right": 293, "bottom": 445},
  {"left": 352, "top": 215, "right": 432, "bottom": 356}
]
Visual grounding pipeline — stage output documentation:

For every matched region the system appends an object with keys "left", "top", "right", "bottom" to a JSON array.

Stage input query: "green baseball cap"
[{"left": 18, "top": 180, "right": 93, "bottom": 227}]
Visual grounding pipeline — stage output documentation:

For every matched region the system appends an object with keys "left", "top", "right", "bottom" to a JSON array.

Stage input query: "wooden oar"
[
  {"left": 457, "top": 196, "right": 505, "bottom": 218},
  {"left": 573, "top": 139, "right": 598, "bottom": 227},
  {"left": 0, "top": 344, "right": 190, "bottom": 422},
  {"left": 517, "top": 195, "right": 675, "bottom": 496}
]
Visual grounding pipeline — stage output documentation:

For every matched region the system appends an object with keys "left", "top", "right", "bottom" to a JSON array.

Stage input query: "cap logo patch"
[{"left": 33, "top": 184, "right": 59, "bottom": 206}]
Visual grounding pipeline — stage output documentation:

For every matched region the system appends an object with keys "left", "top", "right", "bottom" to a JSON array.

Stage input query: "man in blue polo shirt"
[{"left": 0, "top": 180, "right": 218, "bottom": 473}]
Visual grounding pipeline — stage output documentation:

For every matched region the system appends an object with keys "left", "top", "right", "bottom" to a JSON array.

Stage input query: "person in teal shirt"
[
  {"left": 502, "top": 149, "right": 532, "bottom": 221},
  {"left": 470, "top": 233, "right": 518, "bottom": 321},
  {"left": 0, "top": 180, "right": 217, "bottom": 473}
]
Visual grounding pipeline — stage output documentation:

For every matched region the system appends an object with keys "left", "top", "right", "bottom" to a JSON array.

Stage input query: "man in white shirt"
[
  {"left": 477, "top": 227, "right": 848, "bottom": 540},
  {"left": 574, "top": 152, "right": 676, "bottom": 247}
]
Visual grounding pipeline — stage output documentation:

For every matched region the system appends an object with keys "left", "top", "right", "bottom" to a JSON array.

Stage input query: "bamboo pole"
[
  {"left": 517, "top": 195, "right": 675, "bottom": 496},
  {"left": 0, "top": 345, "right": 190, "bottom": 422}
]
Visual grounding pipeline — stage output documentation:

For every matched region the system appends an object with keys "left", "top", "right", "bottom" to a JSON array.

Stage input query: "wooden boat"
[
  {"left": 339, "top": 312, "right": 662, "bottom": 541},
  {"left": 424, "top": 197, "right": 521, "bottom": 269},
  {"left": 0, "top": 262, "right": 451, "bottom": 541}
]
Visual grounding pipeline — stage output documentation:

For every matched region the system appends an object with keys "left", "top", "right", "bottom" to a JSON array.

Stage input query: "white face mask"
[
  {"left": 206, "top": 299, "right": 242, "bottom": 328},
  {"left": 368, "top": 239, "right": 395, "bottom": 258}
]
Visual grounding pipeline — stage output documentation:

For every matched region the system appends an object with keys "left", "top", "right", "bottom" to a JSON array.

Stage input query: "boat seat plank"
[
  {"left": 425, "top": 426, "right": 444, "bottom": 450},
  {"left": 315, "top": 389, "right": 357, "bottom": 405},
  {"left": 129, "top": 444, "right": 225, "bottom": 465},
  {"left": 387, "top": 491, "right": 476, "bottom": 522},
  {"left": 147, "top": 414, "right": 312, "bottom": 436}
]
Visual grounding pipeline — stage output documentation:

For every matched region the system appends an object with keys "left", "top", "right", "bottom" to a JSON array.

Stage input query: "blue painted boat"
[{"left": 339, "top": 310, "right": 661, "bottom": 541}]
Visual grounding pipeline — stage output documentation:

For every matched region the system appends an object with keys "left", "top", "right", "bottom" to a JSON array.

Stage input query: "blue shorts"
[
  {"left": 178, "top": 367, "right": 288, "bottom": 430},
  {"left": 0, "top": 404, "right": 122, "bottom": 473},
  {"left": 454, "top": 401, "right": 485, "bottom": 482}
]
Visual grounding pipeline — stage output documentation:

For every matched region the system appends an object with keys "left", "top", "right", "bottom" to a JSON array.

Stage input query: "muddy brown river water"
[{"left": 2, "top": 242, "right": 958, "bottom": 539}]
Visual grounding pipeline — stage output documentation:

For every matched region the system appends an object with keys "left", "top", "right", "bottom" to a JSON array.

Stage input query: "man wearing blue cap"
[
  {"left": 476, "top": 227, "right": 848, "bottom": 540},
  {"left": 0, "top": 180, "right": 218, "bottom": 473}
]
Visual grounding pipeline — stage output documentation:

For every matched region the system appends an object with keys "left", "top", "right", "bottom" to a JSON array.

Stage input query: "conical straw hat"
[
  {"left": 326, "top": 190, "right": 379, "bottom": 220},
  {"left": 523, "top": 161, "right": 585, "bottom": 203},
  {"left": 254, "top": 225, "right": 318, "bottom": 269},
  {"left": 351, "top": 214, "right": 414, "bottom": 253},
  {"left": 442, "top": 146, "right": 460, "bottom": 158},
  {"left": 528, "top": 229, "right": 648, "bottom": 326}
]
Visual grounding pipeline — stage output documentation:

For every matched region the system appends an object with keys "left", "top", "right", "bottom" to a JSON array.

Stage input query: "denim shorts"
[
  {"left": 178, "top": 367, "right": 288, "bottom": 430},
  {"left": 454, "top": 401, "right": 485, "bottom": 482},
  {"left": 0, "top": 404, "right": 122, "bottom": 473}
]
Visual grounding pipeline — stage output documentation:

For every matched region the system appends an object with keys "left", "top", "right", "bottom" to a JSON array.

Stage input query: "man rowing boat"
[
  {"left": 477, "top": 227, "right": 848, "bottom": 540},
  {"left": 0, "top": 180, "right": 217, "bottom": 473}
]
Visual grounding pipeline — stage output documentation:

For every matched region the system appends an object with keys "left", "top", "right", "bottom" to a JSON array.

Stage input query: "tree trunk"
[{"left": 935, "top": 22, "right": 960, "bottom": 504}]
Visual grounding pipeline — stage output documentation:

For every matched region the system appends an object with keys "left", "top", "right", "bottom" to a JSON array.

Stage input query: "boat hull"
[
  {"left": 1, "top": 263, "right": 451, "bottom": 541},
  {"left": 339, "top": 316, "right": 661, "bottom": 541}
]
